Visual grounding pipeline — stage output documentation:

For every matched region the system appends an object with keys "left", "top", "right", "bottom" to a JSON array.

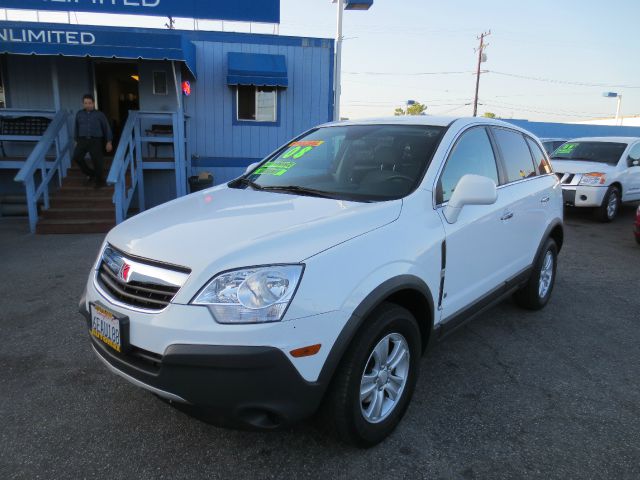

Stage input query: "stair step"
[
  {"left": 40, "top": 207, "right": 115, "bottom": 220},
  {"left": 0, "top": 195, "right": 28, "bottom": 204},
  {"left": 50, "top": 197, "right": 113, "bottom": 209},
  {"left": 36, "top": 219, "right": 115, "bottom": 235},
  {"left": 55, "top": 186, "right": 114, "bottom": 198},
  {"left": 62, "top": 177, "right": 124, "bottom": 187},
  {"left": 1, "top": 204, "right": 28, "bottom": 217}
]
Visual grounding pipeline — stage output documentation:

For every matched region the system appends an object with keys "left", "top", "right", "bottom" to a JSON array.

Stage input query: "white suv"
[
  {"left": 80, "top": 116, "right": 563, "bottom": 446},
  {"left": 550, "top": 137, "right": 640, "bottom": 221}
]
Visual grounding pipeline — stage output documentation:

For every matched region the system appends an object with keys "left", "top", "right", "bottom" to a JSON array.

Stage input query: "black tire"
[
  {"left": 594, "top": 186, "right": 620, "bottom": 222},
  {"left": 321, "top": 302, "right": 421, "bottom": 447},
  {"left": 514, "top": 238, "right": 558, "bottom": 310}
]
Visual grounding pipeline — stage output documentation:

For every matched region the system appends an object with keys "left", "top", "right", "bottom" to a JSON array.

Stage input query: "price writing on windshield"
[{"left": 281, "top": 140, "right": 324, "bottom": 160}]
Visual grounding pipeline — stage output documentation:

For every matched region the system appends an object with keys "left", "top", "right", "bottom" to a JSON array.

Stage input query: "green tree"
[
  {"left": 394, "top": 102, "right": 427, "bottom": 116},
  {"left": 483, "top": 112, "right": 497, "bottom": 118}
]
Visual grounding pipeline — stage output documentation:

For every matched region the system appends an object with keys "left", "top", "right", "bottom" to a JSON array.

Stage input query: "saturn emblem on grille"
[{"left": 120, "top": 263, "right": 131, "bottom": 282}]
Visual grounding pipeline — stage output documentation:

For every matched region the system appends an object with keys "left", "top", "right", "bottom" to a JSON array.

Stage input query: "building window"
[
  {"left": 237, "top": 86, "right": 277, "bottom": 122},
  {"left": 153, "top": 71, "right": 168, "bottom": 95}
]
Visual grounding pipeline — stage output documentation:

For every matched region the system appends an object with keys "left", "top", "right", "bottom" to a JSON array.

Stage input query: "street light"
[
  {"left": 405, "top": 99, "right": 416, "bottom": 116},
  {"left": 332, "top": 0, "right": 373, "bottom": 121},
  {"left": 603, "top": 91, "right": 623, "bottom": 125}
]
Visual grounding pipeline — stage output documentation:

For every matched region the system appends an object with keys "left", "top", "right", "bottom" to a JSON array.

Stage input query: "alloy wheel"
[
  {"left": 538, "top": 250, "right": 554, "bottom": 299},
  {"left": 360, "top": 333, "right": 410, "bottom": 424}
]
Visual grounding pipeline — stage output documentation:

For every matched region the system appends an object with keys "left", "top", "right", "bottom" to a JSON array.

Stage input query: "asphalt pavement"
[{"left": 1, "top": 205, "right": 639, "bottom": 480}]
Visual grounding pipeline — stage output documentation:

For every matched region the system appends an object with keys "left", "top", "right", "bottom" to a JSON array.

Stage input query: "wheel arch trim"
[{"left": 317, "top": 275, "right": 435, "bottom": 387}]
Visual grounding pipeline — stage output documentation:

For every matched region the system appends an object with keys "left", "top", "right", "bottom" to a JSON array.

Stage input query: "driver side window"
[{"left": 437, "top": 127, "right": 499, "bottom": 204}]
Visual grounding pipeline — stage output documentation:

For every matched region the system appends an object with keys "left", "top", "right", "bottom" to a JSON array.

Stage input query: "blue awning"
[
  {"left": 227, "top": 52, "right": 288, "bottom": 87},
  {"left": 0, "top": 22, "right": 197, "bottom": 78}
]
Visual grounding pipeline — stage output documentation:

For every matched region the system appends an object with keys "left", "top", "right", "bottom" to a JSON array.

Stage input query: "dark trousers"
[{"left": 72, "top": 138, "right": 105, "bottom": 184}]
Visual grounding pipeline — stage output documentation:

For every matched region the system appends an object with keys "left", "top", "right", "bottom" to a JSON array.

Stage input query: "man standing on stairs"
[{"left": 72, "top": 94, "right": 113, "bottom": 189}]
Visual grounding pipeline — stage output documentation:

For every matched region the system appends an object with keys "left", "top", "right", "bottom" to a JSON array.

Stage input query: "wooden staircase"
[{"left": 36, "top": 162, "right": 116, "bottom": 234}]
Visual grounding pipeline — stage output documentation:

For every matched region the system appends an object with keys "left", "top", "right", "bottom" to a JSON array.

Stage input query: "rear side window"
[
  {"left": 526, "top": 137, "right": 553, "bottom": 175},
  {"left": 437, "top": 127, "right": 499, "bottom": 204},
  {"left": 493, "top": 128, "right": 537, "bottom": 183},
  {"left": 627, "top": 143, "right": 640, "bottom": 165}
]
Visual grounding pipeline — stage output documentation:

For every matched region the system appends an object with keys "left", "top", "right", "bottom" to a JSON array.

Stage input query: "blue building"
[{"left": 0, "top": 21, "right": 334, "bottom": 232}]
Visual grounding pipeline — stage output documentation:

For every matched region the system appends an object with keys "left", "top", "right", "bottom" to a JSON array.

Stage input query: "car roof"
[
  {"left": 567, "top": 136, "right": 640, "bottom": 144},
  {"left": 539, "top": 137, "right": 567, "bottom": 142},
  {"left": 318, "top": 115, "right": 524, "bottom": 130}
]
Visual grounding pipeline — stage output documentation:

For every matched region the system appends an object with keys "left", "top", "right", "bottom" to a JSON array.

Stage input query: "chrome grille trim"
[
  {"left": 555, "top": 172, "right": 580, "bottom": 186},
  {"left": 95, "top": 245, "right": 190, "bottom": 312}
]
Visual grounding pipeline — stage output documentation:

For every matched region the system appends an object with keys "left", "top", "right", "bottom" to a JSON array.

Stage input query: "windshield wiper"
[
  {"left": 259, "top": 185, "right": 337, "bottom": 199},
  {"left": 230, "top": 177, "right": 265, "bottom": 190}
]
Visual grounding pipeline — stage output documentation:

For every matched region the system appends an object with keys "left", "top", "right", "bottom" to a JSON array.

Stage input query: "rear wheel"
[
  {"left": 322, "top": 302, "right": 421, "bottom": 447},
  {"left": 515, "top": 238, "right": 558, "bottom": 310},
  {"left": 594, "top": 186, "right": 620, "bottom": 222}
]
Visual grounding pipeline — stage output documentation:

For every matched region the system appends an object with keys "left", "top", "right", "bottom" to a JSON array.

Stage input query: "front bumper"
[
  {"left": 94, "top": 336, "right": 324, "bottom": 428},
  {"left": 79, "top": 270, "right": 347, "bottom": 428},
  {"left": 561, "top": 185, "right": 608, "bottom": 207},
  {"left": 80, "top": 298, "right": 325, "bottom": 428}
]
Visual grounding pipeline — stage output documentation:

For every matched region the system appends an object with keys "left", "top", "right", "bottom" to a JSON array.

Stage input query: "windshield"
[
  {"left": 231, "top": 124, "right": 445, "bottom": 202},
  {"left": 550, "top": 141, "right": 626, "bottom": 165}
]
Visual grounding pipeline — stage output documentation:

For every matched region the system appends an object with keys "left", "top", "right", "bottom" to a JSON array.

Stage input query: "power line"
[
  {"left": 480, "top": 101, "right": 617, "bottom": 119},
  {"left": 488, "top": 71, "right": 640, "bottom": 89},
  {"left": 342, "top": 68, "right": 640, "bottom": 90},
  {"left": 343, "top": 70, "right": 473, "bottom": 76},
  {"left": 482, "top": 99, "right": 613, "bottom": 116}
]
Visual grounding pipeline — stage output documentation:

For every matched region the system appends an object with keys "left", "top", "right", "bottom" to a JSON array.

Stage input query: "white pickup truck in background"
[{"left": 550, "top": 137, "right": 640, "bottom": 221}]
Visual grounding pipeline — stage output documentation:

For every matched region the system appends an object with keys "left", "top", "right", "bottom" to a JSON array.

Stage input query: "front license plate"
[{"left": 90, "top": 303, "right": 124, "bottom": 353}]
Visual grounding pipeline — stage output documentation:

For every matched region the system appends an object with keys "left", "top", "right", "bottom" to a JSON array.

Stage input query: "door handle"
[
  {"left": 540, "top": 196, "right": 550, "bottom": 203},
  {"left": 500, "top": 212, "right": 514, "bottom": 221}
]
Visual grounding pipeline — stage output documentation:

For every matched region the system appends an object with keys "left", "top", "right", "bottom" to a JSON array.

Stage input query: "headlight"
[
  {"left": 579, "top": 173, "right": 606, "bottom": 186},
  {"left": 192, "top": 265, "right": 304, "bottom": 324}
]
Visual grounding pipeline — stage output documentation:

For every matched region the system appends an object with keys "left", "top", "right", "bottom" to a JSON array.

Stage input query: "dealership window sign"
[{"left": 0, "top": 0, "right": 280, "bottom": 23}]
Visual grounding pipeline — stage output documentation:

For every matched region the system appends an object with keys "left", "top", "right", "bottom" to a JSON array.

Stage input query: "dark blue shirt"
[{"left": 75, "top": 109, "right": 113, "bottom": 142}]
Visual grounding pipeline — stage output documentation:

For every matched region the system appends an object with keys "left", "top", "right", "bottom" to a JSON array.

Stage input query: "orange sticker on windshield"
[{"left": 290, "top": 141, "right": 324, "bottom": 147}]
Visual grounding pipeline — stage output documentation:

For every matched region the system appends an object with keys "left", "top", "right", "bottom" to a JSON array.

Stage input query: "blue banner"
[{"left": 0, "top": 0, "right": 280, "bottom": 23}]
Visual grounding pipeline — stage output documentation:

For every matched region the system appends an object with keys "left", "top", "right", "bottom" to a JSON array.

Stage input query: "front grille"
[
  {"left": 556, "top": 172, "right": 575, "bottom": 184},
  {"left": 97, "top": 264, "right": 178, "bottom": 309},
  {"left": 95, "top": 245, "right": 190, "bottom": 311}
]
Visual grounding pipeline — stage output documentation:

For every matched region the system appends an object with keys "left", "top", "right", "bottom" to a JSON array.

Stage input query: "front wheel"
[
  {"left": 594, "top": 186, "right": 620, "bottom": 222},
  {"left": 514, "top": 238, "right": 558, "bottom": 310},
  {"left": 322, "top": 302, "right": 421, "bottom": 447}
]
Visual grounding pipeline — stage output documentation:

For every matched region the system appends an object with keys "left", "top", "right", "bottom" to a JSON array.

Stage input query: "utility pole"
[{"left": 473, "top": 30, "right": 490, "bottom": 117}]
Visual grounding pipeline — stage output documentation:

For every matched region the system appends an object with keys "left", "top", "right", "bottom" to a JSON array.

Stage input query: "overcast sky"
[{"left": 3, "top": 0, "right": 639, "bottom": 122}]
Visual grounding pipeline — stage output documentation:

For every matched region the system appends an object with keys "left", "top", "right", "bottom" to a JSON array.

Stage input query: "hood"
[
  {"left": 106, "top": 184, "right": 401, "bottom": 279},
  {"left": 550, "top": 159, "right": 616, "bottom": 175}
]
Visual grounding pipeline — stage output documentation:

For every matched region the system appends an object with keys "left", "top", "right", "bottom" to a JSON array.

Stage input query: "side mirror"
[
  {"left": 443, "top": 174, "right": 498, "bottom": 224},
  {"left": 245, "top": 162, "right": 260, "bottom": 174}
]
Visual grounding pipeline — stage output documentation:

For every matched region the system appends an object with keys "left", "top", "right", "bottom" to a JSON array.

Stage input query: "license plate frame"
[{"left": 89, "top": 302, "right": 130, "bottom": 354}]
